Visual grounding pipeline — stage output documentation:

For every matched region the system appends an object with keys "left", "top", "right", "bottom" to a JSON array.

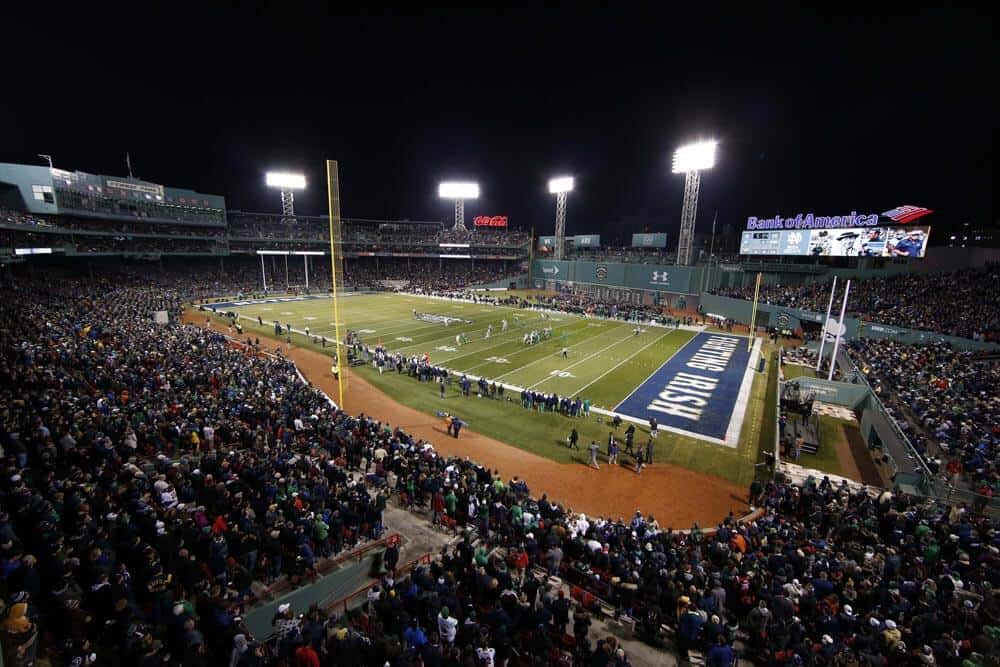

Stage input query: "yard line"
[
  {"left": 435, "top": 319, "right": 584, "bottom": 366},
  {"left": 567, "top": 329, "right": 678, "bottom": 397},
  {"left": 523, "top": 329, "right": 651, "bottom": 390},
  {"left": 491, "top": 322, "right": 632, "bottom": 380},
  {"left": 391, "top": 310, "right": 558, "bottom": 352}
]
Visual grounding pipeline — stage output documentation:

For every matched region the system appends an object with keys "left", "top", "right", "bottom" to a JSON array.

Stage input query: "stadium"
[{"left": 1, "top": 6, "right": 996, "bottom": 667}]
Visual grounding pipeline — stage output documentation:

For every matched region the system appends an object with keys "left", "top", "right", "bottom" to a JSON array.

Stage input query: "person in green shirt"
[
  {"left": 478, "top": 502, "right": 490, "bottom": 534},
  {"left": 582, "top": 399, "right": 591, "bottom": 417},
  {"left": 510, "top": 503, "right": 523, "bottom": 526}
]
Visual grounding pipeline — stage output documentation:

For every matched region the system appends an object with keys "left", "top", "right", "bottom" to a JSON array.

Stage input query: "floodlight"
[
  {"left": 548, "top": 176, "right": 574, "bottom": 194},
  {"left": 671, "top": 140, "right": 717, "bottom": 174},
  {"left": 438, "top": 182, "right": 480, "bottom": 199},
  {"left": 266, "top": 172, "right": 307, "bottom": 189}
]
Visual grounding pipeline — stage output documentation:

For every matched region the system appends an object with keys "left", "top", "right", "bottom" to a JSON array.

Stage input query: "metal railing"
[
  {"left": 843, "top": 350, "right": 926, "bottom": 480},
  {"left": 322, "top": 552, "right": 433, "bottom": 614},
  {"left": 773, "top": 348, "right": 784, "bottom": 478}
]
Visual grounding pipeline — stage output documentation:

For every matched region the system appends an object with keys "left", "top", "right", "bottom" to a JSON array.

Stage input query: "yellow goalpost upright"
[{"left": 325, "top": 159, "right": 346, "bottom": 409}]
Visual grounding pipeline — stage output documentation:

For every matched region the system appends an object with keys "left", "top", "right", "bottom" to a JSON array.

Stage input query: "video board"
[{"left": 740, "top": 226, "right": 931, "bottom": 258}]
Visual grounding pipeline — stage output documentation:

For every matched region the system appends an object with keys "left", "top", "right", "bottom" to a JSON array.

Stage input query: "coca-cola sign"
[{"left": 473, "top": 215, "right": 508, "bottom": 228}]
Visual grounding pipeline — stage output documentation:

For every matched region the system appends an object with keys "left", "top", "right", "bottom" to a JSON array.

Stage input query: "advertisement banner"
[
  {"left": 631, "top": 233, "right": 668, "bottom": 248},
  {"left": 572, "top": 234, "right": 601, "bottom": 247},
  {"left": 740, "top": 226, "right": 930, "bottom": 258},
  {"left": 474, "top": 215, "right": 508, "bottom": 228}
]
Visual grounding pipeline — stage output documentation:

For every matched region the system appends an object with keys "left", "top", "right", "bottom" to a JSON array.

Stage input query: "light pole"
[
  {"left": 548, "top": 176, "right": 574, "bottom": 260},
  {"left": 672, "top": 140, "right": 717, "bottom": 266},
  {"left": 265, "top": 171, "right": 306, "bottom": 220},
  {"left": 438, "top": 182, "right": 479, "bottom": 231}
]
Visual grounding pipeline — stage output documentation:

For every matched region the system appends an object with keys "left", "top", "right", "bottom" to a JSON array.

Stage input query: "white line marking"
[
  {"left": 611, "top": 331, "right": 705, "bottom": 411},
  {"left": 568, "top": 329, "right": 676, "bottom": 397},
  {"left": 525, "top": 330, "right": 642, "bottom": 389},
  {"left": 727, "top": 336, "right": 763, "bottom": 446}
]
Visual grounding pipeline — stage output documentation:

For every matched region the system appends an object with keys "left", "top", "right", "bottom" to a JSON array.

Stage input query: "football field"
[{"left": 202, "top": 292, "right": 773, "bottom": 484}]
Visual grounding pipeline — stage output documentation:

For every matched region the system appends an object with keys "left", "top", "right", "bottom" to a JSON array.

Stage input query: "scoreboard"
[{"left": 740, "top": 226, "right": 931, "bottom": 258}]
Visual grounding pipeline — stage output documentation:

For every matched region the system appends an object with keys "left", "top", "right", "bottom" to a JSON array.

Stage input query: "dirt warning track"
[{"left": 185, "top": 311, "right": 750, "bottom": 528}]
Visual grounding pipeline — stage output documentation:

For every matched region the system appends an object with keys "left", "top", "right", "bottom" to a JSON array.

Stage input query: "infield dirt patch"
[{"left": 185, "top": 310, "right": 750, "bottom": 529}]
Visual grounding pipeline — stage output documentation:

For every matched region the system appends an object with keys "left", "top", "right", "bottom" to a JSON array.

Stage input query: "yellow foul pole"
[
  {"left": 325, "top": 160, "right": 346, "bottom": 410},
  {"left": 748, "top": 271, "right": 762, "bottom": 352}
]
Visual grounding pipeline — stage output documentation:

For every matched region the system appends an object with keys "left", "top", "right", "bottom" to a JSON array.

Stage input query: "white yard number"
[
  {"left": 485, "top": 356, "right": 510, "bottom": 364},
  {"left": 549, "top": 370, "right": 574, "bottom": 378},
  {"left": 587, "top": 323, "right": 603, "bottom": 328},
  {"left": 358, "top": 329, "right": 376, "bottom": 334},
  {"left": 396, "top": 336, "right": 413, "bottom": 342},
  {"left": 435, "top": 345, "right": 457, "bottom": 352}
]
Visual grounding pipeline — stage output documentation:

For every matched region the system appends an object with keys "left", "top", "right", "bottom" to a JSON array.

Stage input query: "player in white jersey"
[{"left": 501, "top": 319, "right": 508, "bottom": 332}]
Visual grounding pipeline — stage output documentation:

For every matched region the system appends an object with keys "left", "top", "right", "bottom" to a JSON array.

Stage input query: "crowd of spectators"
[
  {"left": 848, "top": 339, "right": 1000, "bottom": 496},
  {"left": 517, "top": 292, "right": 693, "bottom": 326},
  {"left": 3, "top": 209, "right": 531, "bottom": 262},
  {"left": 2, "top": 273, "right": 999, "bottom": 667},
  {"left": 347, "top": 259, "right": 517, "bottom": 292},
  {"left": 711, "top": 268, "right": 1000, "bottom": 341}
]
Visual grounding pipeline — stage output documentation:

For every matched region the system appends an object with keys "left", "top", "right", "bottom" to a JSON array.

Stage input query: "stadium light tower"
[
  {"left": 438, "top": 181, "right": 479, "bottom": 231},
  {"left": 672, "top": 140, "right": 717, "bottom": 266},
  {"left": 266, "top": 171, "right": 306, "bottom": 219},
  {"left": 548, "top": 176, "right": 574, "bottom": 260}
]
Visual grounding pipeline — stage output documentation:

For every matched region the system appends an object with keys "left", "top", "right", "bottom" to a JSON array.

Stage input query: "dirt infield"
[{"left": 184, "top": 311, "right": 750, "bottom": 528}]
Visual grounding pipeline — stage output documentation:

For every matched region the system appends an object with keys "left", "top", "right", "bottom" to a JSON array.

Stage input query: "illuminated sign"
[
  {"left": 573, "top": 234, "right": 600, "bottom": 247},
  {"left": 474, "top": 215, "right": 508, "bottom": 228},
  {"left": 740, "top": 225, "right": 931, "bottom": 258},
  {"left": 632, "top": 233, "right": 668, "bottom": 248},
  {"left": 746, "top": 211, "right": 879, "bottom": 230},
  {"left": 105, "top": 179, "right": 165, "bottom": 198},
  {"left": 881, "top": 205, "right": 933, "bottom": 224}
]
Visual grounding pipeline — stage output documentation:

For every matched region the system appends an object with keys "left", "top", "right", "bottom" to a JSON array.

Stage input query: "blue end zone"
[{"left": 614, "top": 331, "right": 751, "bottom": 443}]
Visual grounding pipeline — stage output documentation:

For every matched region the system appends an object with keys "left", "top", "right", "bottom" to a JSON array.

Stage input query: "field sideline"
[{"left": 202, "top": 292, "right": 773, "bottom": 485}]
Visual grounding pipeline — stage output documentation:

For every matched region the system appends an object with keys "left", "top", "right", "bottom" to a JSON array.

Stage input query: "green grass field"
[
  {"left": 204, "top": 293, "right": 773, "bottom": 485},
  {"left": 782, "top": 364, "right": 817, "bottom": 380},
  {"left": 789, "top": 415, "right": 846, "bottom": 477}
]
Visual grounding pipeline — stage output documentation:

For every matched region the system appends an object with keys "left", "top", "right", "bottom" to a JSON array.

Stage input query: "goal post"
[{"left": 326, "top": 159, "right": 346, "bottom": 409}]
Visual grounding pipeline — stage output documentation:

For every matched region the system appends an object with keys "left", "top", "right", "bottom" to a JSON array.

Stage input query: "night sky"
[{"left": 1, "top": 4, "right": 993, "bottom": 242}]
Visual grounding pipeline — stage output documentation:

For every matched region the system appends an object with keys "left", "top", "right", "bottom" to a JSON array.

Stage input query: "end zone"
[{"left": 611, "top": 331, "right": 761, "bottom": 447}]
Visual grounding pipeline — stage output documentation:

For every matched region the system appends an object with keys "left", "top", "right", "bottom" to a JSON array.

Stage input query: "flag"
[
  {"left": 126, "top": 152, "right": 133, "bottom": 179},
  {"left": 881, "top": 205, "right": 933, "bottom": 224}
]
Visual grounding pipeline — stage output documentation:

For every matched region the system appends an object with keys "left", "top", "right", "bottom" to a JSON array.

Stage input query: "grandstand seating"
[
  {"left": 712, "top": 266, "right": 1000, "bottom": 342},
  {"left": 0, "top": 272, "right": 997, "bottom": 667}
]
